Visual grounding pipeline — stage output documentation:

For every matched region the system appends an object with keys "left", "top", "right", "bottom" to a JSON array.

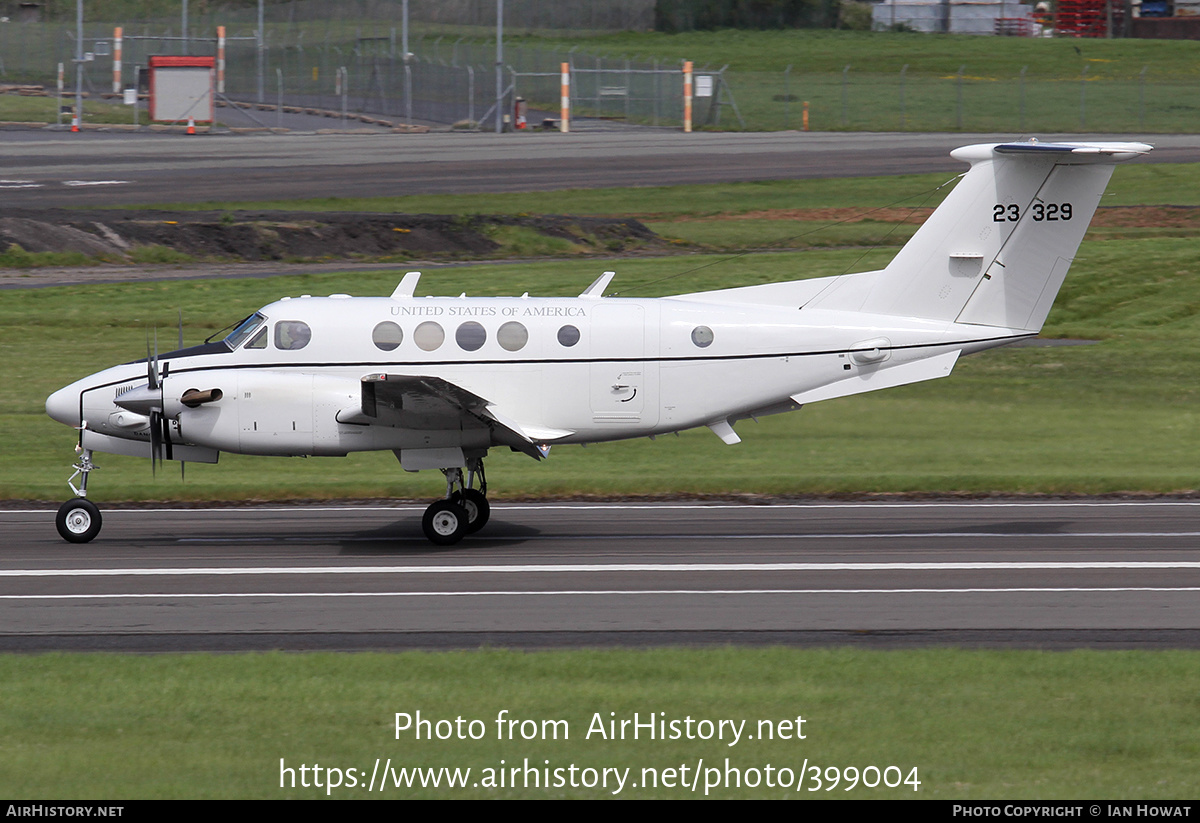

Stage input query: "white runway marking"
[
  {"left": 3, "top": 561, "right": 1200, "bottom": 578},
  {"left": 61, "top": 180, "right": 131, "bottom": 187},
  {"left": 4, "top": 587, "right": 1200, "bottom": 601}
]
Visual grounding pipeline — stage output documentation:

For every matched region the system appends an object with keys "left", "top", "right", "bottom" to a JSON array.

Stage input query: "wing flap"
[{"left": 348, "top": 373, "right": 572, "bottom": 460}]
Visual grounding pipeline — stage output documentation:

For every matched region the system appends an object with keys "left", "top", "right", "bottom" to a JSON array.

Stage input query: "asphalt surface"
[
  {"left": 4, "top": 501, "right": 1200, "bottom": 651},
  {"left": 2, "top": 130, "right": 1197, "bottom": 207}
]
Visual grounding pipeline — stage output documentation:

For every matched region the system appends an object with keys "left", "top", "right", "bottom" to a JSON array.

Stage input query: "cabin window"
[
  {"left": 372, "top": 321, "right": 404, "bottom": 351},
  {"left": 497, "top": 321, "right": 528, "bottom": 352},
  {"left": 274, "top": 320, "right": 312, "bottom": 350},
  {"left": 455, "top": 321, "right": 487, "bottom": 352},
  {"left": 691, "top": 325, "right": 714, "bottom": 348},
  {"left": 557, "top": 324, "right": 580, "bottom": 347},
  {"left": 414, "top": 321, "right": 445, "bottom": 352},
  {"left": 245, "top": 327, "right": 268, "bottom": 349}
]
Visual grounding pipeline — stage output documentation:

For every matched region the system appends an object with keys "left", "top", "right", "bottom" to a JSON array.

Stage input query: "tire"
[
  {"left": 56, "top": 499, "right": 102, "bottom": 544},
  {"left": 421, "top": 500, "right": 469, "bottom": 546},
  {"left": 450, "top": 489, "right": 491, "bottom": 534}
]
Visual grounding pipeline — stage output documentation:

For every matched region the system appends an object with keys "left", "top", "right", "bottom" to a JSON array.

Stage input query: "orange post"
[
  {"left": 217, "top": 26, "right": 226, "bottom": 94},
  {"left": 113, "top": 27, "right": 122, "bottom": 93},
  {"left": 683, "top": 61, "right": 693, "bottom": 133},
  {"left": 560, "top": 62, "right": 570, "bottom": 133},
  {"left": 802, "top": 100, "right": 809, "bottom": 131}
]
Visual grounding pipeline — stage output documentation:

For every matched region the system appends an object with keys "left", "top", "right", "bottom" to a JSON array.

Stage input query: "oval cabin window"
[
  {"left": 414, "top": 321, "right": 445, "bottom": 352},
  {"left": 372, "top": 321, "right": 404, "bottom": 351},
  {"left": 455, "top": 321, "right": 487, "bottom": 352},
  {"left": 557, "top": 324, "right": 581, "bottom": 347},
  {"left": 497, "top": 321, "right": 529, "bottom": 352}
]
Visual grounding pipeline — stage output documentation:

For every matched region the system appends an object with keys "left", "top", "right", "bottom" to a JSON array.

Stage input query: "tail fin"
[{"left": 810, "top": 141, "right": 1151, "bottom": 331}]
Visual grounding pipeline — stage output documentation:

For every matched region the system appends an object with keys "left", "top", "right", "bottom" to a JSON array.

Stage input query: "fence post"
[
  {"left": 653, "top": 58, "right": 660, "bottom": 126},
  {"left": 257, "top": 0, "right": 264, "bottom": 103},
  {"left": 560, "top": 62, "right": 570, "bottom": 133},
  {"left": 625, "top": 58, "right": 631, "bottom": 123},
  {"left": 467, "top": 64, "right": 475, "bottom": 127},
  {"left": 683, "top": 60, "right": 693, "bottom": 133}
]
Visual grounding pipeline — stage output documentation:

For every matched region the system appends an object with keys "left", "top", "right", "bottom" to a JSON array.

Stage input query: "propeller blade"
[
  {"left": 178, "top": 309, "right": 183, "bottom": 350},
  {"left": 152, "top": 329, "right": 160, "bottom": 389},
  {"left": 145, "top": 334, "right": 157, "bottom": 390},
  {"left": 149, "top": 410, "right": 162, "bottom": 476}
]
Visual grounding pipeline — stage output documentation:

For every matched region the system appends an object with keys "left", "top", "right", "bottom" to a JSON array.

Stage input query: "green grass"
[
  {"left": 533, "top": 29, "right": 1200, "bottom": 78},
  {"left": 2, "top": 648, "right": 1198, "bottom": 798},
  {"left": 0, "top": 94, "right": 141, "bottom": 125}
]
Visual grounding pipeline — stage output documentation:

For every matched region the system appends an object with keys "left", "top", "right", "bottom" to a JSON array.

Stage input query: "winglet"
[
  {"left": 707, "top": 418, "right": 741, "bottom": 445},
  {"left": 391, "top": 271, "right": 422, "bottom": 299},
  {"left": 579, "top": 271, "right": 615, "bottom": 299}
]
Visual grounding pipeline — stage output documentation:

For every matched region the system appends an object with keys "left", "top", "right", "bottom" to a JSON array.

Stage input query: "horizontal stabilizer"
[{"left": 790, "top": 350, "right": 960, "bottom": 405}]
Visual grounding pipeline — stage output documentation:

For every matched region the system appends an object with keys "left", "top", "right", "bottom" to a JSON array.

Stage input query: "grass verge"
[{"left": 2, "top": 648, "right": 1198, "bottom": 799}]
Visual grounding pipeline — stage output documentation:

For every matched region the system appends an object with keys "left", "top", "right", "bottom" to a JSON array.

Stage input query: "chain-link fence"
[
  {"left": 1, "top": 17, "right": 1196, "bottom": 133},
  {"left": 720, "top": 65, "right": 1199, "bottom": 133}
]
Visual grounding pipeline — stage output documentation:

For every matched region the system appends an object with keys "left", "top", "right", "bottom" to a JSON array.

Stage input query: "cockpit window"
[
  {"left": 246, "top": 327, "right": 268, "bottom": 349},
  {"left": 222, "top": 312, "right": 266, "bottom": 350},
  {"left": 275, "top": 320, "right": 312, "bottom": 351}
]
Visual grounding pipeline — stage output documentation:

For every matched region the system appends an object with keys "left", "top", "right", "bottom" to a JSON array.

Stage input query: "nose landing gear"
[{"left": 56, "top": 447, "right": 102, "bottom": 544}]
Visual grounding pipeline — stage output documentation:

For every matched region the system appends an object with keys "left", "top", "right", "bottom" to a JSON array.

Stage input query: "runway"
[
  {"left": 1, "top": 131, "right": 1197, "bottom": 207},
  {"left": 3, "top": 501, "right": 1200, "bottom": 651}
]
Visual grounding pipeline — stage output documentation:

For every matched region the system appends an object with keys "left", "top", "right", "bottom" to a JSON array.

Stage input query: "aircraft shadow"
[{"left": 336, "top": 517, "right": 543, "bottom": 556}]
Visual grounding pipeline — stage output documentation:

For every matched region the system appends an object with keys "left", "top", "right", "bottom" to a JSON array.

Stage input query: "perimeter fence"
[{"left": 2, "top": 18, "right": 1196, "bottom": 133}]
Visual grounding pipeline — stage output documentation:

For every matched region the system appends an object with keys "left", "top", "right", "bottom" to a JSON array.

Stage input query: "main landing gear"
[
  {"left": 421, "top": 458, "right": 490, "bottom": 546},
  {"left": 56, "top": 447, "right": 103, "bottom": 544}
]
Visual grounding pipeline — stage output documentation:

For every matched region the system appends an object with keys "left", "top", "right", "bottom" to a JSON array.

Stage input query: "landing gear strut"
[
  {"left": 421, "top": 458, "right": 489, "bottom": 545},
  {"left": 56, "top": 447, "right": 102, "bottom": 543}
]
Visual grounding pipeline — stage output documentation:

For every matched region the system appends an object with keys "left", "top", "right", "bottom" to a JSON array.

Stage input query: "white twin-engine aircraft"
[{"left": 46, "top": 140, "right": 1151, "bottom": 545}]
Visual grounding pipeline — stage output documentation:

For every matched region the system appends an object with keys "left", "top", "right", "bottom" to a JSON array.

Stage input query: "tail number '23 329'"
[{"left": 993, "top": 202, "right": 1073, "bottom": 222}]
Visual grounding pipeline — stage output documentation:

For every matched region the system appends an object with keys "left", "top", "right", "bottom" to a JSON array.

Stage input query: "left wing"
[{"left": 336, "top": 373, "right": 572, "bottom": 460}]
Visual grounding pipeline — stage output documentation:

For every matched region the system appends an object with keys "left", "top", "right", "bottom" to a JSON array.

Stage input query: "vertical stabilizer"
[{"left": 809, "top": 141, "right": 1150, "bottom": 331}]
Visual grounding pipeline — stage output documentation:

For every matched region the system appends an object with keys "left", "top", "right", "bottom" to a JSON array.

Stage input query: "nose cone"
[{"left": 46, "top": 386, "right": 81, "bottom": 427}]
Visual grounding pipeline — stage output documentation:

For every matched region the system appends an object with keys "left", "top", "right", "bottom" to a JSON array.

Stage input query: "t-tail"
[{"left": 806, "top": 140, "right": 1152, "bottom": 331}]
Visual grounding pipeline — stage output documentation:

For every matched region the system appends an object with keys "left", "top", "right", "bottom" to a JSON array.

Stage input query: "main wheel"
[
  {"left": 56, "top": 499, "right": 102, "bottom": 544},
  {"left": 450, "top": 488, "right": 491, "bottom": 534},
  {"left": 422, "top": 500, "right": 469, "bottom": 546}
]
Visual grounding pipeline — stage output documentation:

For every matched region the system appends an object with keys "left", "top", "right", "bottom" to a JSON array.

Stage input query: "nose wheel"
[{"left": 56, "top": 499, "right": 102, "bottom": 544}]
